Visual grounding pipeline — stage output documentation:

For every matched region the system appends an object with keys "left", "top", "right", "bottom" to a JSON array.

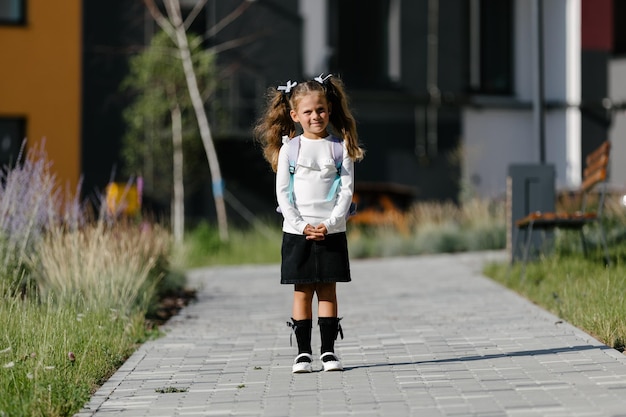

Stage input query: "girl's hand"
[
  {"left": 304, "top": 224, "right": 326, "bottom": 241},
  {"left": 315, "top": 224, "right": 328, "bottom": 236}
]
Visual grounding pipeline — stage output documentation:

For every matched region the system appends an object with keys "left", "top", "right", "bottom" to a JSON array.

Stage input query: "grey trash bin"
[{"left": 507, "top": 164, "right": 555, "bottom": 262}]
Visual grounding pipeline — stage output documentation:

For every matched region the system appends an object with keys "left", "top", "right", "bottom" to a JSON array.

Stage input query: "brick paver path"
[{"left": 77, "top": 252, "right": 626, "bottom": 417}]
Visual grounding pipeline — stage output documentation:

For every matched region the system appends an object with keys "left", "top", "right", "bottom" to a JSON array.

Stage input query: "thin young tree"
[
  {"left": 122, "top": 30, "right": 216, "bottom": 243},
  {"left": 144, "top": 0, "right": 251, "bottom": 242}
]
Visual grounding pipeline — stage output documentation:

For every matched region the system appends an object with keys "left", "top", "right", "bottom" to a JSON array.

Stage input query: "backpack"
[{"left": 277, "top": 135, "right": 357, "bottom": 218}]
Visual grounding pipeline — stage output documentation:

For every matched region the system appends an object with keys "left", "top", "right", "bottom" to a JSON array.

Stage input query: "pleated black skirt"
[{"left": 280, "top": 232, "right": 351, "bottom": 284}]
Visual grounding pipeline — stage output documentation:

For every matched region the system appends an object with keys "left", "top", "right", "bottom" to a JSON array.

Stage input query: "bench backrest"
[
  {"left": 582, "top": 141, "right": 611, "bottom": 193},
  {"left": 581, "top": 141, "right": 611, "bottom": 213}
]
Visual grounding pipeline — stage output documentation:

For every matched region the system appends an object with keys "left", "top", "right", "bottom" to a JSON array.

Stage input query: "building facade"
[
  {"left": 213, "top": 0, "right": 625, "bottom": 206},
  {"left": 1, "top": 0, "right": 624, "bottom": 218},
  {"left": 0, "top": 0, "right": 82, "bottom": 192},
  {"left": 462, "top": 0, "right": 625, "bottom": 197}
]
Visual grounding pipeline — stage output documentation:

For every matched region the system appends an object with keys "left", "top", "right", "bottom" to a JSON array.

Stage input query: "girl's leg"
[
  {"left": 290, "top": 284, "right": 315, "bottom": 373},
  {"left": 316, "top": 283, "right": 343, "bottom": 371},
  {"left": 316, "top": 282, "right": 337, "bottom": 317},
  {"left": 293, "top": 283, "right": 316, "bottom": 319}
]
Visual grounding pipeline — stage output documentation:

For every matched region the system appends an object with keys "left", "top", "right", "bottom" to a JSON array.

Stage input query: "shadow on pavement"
[{"left": 343, "top": 344, "right": 611, "bottom": 371}]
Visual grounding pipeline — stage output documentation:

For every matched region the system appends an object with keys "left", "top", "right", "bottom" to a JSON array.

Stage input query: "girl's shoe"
[
  {"left": 320, "top": 352, "right": 343, "bottom": 371},
  {"left": 292, "top": 353, "right": 313, "bottom": 373}
]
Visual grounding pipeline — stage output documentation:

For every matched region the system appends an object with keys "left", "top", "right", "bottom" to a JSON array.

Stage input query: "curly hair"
[{"left": 253, "top": 76, "right": 364, "bottom": 172}]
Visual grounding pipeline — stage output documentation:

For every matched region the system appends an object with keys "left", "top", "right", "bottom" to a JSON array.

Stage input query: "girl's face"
[{"left": 290, "top": 92, "right": 331, "bottom": 139}]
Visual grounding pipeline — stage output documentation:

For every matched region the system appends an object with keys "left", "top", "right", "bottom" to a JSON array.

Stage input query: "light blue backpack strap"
[
  {"left": 287, "top": 136, "right": 300, "bottom": 204},
  {"left": 326, "top": 137, "right": 344, "bottom": 201}
]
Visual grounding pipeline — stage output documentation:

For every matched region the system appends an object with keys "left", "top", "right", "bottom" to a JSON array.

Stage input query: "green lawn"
[{"left": 484, "top": 230, "right": 626, "bottom": 352}]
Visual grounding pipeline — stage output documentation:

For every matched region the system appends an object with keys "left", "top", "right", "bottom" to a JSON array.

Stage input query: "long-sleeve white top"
[{"left": 276, "top": 135, "right": 354, "bottom": 235}]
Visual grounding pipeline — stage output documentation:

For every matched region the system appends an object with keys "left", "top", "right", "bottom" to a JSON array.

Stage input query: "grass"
[
  {"left": 0, "top": 142, "right": 177, "bottom": 417},
  {"left": 0, "top": 298, "right": 149, "bottom": 416},
  {"left": 485, "top": 217, "right": 626, "bottom": 352},
  {"left": 174, "top": 220, "right": 282, "bottom": 268},
  {"left": 486, "top": 249, "right": 626, "bottom": 351},
  {"left": 0, "top": 220, "right": 172, "bottom": 417},
  {"left": 32, "top": 221, "right": 169, "bottom": 311}
]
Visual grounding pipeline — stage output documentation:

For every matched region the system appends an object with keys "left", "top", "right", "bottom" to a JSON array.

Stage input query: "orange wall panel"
[{"left": 0, "top": 0, "right": 82, "bottom": 191}]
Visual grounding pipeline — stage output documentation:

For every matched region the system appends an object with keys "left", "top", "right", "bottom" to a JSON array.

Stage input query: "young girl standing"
[{"left": 254, "top": 75, "right": 364, "bottom": 373}]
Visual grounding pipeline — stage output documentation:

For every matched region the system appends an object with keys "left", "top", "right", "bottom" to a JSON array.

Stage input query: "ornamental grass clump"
[
  {"left": 0, "top": 141, "right": 173, "bottom": 416},
  {"left": 0, "top": 141, "right": 83, "bottom": 297},
  {"left": 31, "top": 221, "right": 170, "bottom": 311},
  {"left": 348, "top": 198, "right": 506, "bottom": 258},
  {"left": 409, "top": 198, "right": 506, "bottom": 253}
]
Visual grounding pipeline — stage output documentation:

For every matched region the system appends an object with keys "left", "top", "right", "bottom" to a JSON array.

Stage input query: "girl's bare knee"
[
  {"left": 295, "top": 283, "right": 315, "bottom": 294},
  {"left": 316, "top": 283, "right": 337, "bottom": 302}
]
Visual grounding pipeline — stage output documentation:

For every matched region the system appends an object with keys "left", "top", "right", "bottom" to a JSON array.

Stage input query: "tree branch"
[
  {"left": 183, "top": 0, "right": 208, "bottom": 30},
  {"left": 206, "top": 1, "right": 252, "bottom": 38},
  {"left": 143, "top": 0, "right": 177, "bottom": 42},
  {"left": 206, "top": 30, "right": 267, "bottom": 54},
  {"left": 163, "top": 0, "right": 184, "bottom": 28}
]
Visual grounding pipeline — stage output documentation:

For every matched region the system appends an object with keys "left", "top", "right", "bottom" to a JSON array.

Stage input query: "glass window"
[
  {"left": 0, "top": 118, "right": 25, "bottom": 166},
  {"left": 614, "top": 0, "right": 626, "bottom": 55},
  {"left": 469, "top": 0, "right": 513, "bottom": 95},
  {"left": 0, "top": 0, "right": 26, "bottom": 25},
  {"left": 328, "top": 0, "right": 391, "bottom": 88}
]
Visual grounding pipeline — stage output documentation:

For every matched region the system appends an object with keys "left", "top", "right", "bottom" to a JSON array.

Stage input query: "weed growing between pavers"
[{"left": 155, "top": 386, "right": 189, "bottom": 393}]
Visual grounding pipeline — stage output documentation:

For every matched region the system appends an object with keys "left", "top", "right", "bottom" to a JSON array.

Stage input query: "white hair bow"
[
  {"left": 277, "top": 80, "right": 298, "bottom": 94},
  {"left": 314, "top": 73, "right": 332, "bottom": 84}
]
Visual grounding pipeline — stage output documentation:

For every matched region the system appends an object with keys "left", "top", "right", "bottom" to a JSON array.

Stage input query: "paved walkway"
[{"left": 77, "top": 251, "right": 626, "bottom": 417}]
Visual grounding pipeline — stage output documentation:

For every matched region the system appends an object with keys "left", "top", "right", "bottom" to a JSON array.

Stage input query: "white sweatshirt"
[{"left": 276, "top": 135, "right": 355, "bottom": 235}]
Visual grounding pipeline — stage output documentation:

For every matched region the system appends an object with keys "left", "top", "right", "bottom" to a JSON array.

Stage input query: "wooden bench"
[{"left": 513, "top": 141, "right": 611, "bottom": 271}]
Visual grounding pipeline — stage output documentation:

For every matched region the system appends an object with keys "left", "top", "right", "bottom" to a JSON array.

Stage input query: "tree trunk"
[{"left": 171, "top": 104, "right": 184, "bottom": 244}]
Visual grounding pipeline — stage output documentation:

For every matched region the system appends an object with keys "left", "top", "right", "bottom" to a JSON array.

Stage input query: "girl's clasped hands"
[{"left": 304, "top": 224, "right": 327, "bottom": 241}]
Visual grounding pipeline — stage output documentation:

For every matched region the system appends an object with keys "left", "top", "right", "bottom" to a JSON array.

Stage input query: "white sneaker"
[
  {"left": 320, "top": 352, "right": 343, "bottom": 371},
  {"left": 292, "top": 353, "right": 313, "bottom": 373}
]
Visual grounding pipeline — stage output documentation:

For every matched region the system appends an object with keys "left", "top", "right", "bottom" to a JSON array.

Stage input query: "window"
[
  {"left": 0, "top": 0, "right": 26, "bottom": 25},
  {"left": 328, "top": 0, "right": 391, "bottom": 88},
  {"left": 469, "top": 0, "right": 513, "bottom": 94},
  {"left": 0, "top": 118, "right": 25, "bottom": 166}
]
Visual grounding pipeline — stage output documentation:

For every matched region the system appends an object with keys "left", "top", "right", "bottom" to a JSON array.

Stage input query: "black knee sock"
[
  {"left": 289, "top": 318, "right": 312, "bottom": 355},
  {"left": 318, "top": 317, "right": 343, "bottom": 354}
]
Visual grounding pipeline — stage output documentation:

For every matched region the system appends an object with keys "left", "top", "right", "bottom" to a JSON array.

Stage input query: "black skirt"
[{"left": 280, "top": 232, "right": 352, "bottom": 284}]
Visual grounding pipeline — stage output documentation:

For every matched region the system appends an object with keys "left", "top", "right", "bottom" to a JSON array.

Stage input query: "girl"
[{"left": 254, "top": 74, "right": 364, "bottom": 373}]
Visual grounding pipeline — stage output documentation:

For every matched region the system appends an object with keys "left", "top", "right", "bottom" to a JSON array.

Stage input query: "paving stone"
[{"left": 76, "top": 252, "right": 626, "bottom": 416}]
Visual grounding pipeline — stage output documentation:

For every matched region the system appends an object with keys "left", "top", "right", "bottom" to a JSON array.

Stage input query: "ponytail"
[
  {"left": 323, "top": 77, "right": 364, "bottom": 161},
  {"left": 253, "top": 87, "right": 296, "bottom": 172}
]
